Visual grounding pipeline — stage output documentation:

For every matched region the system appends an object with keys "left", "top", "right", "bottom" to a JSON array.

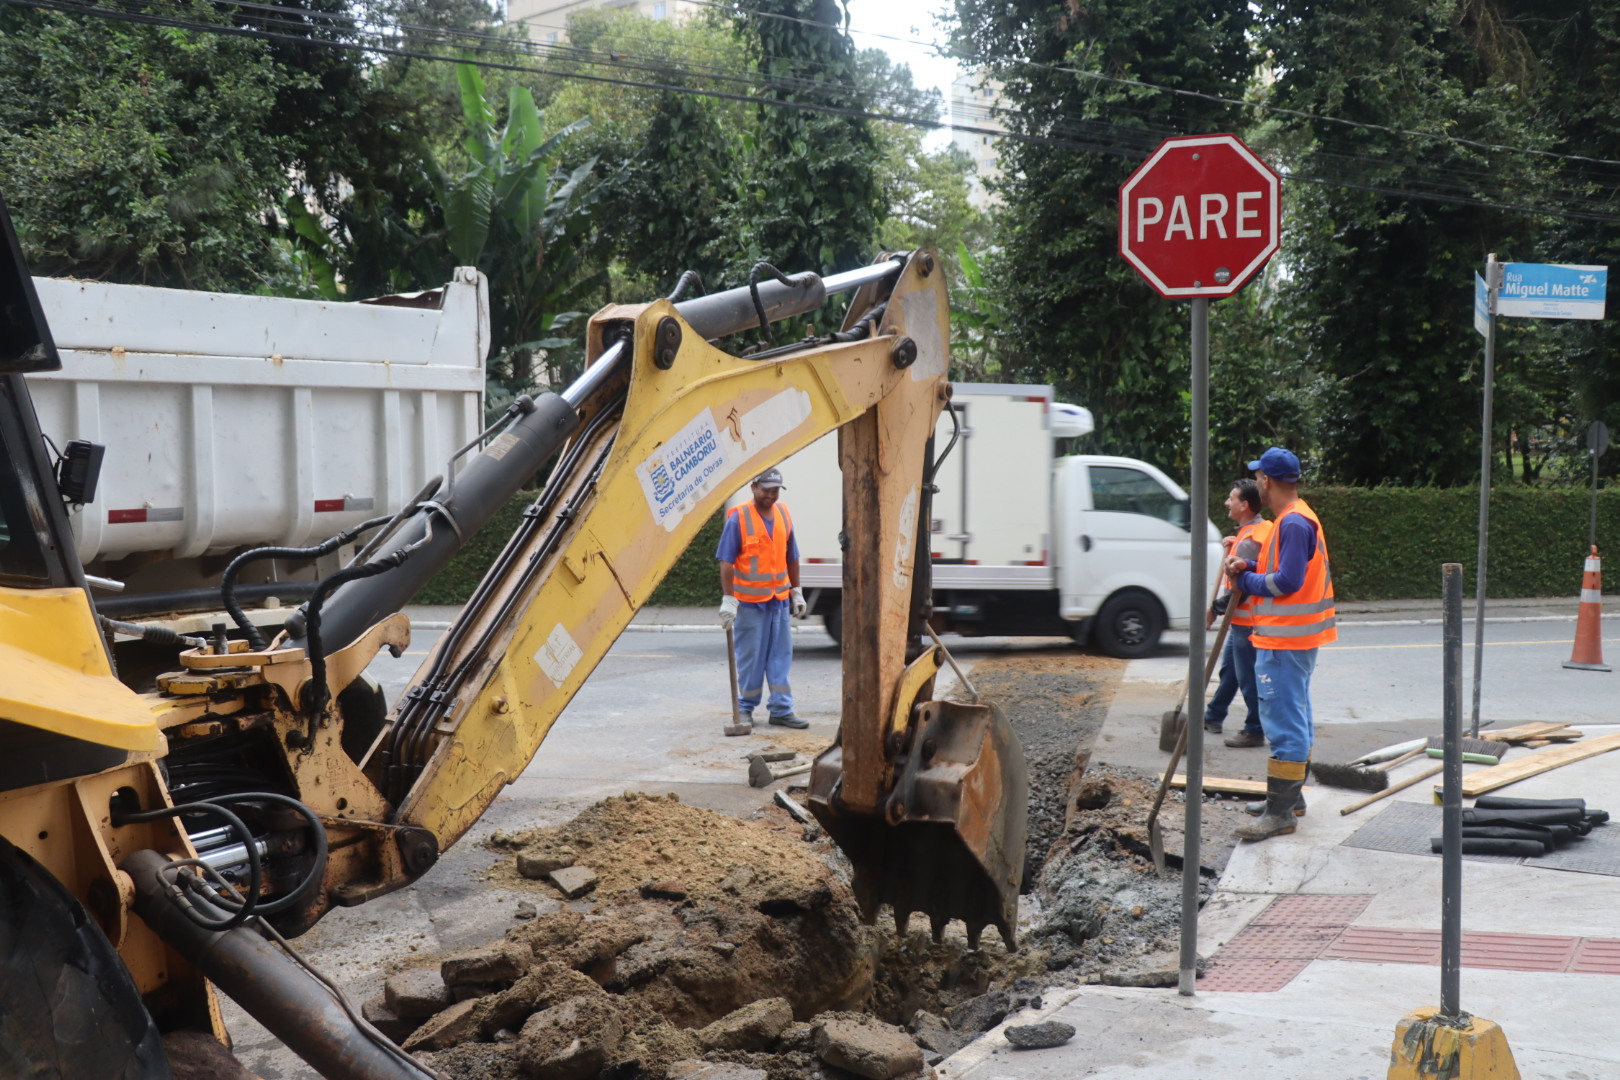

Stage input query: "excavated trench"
[{"left": 388, "top": 650, "right": 1226, "bottom": 1080}]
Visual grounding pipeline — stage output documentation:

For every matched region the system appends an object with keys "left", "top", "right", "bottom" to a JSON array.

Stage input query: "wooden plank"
[
  {"left": 1460, "top": 732, "right": 1620, "bottom": 797},
  {"left": 1170, "top": 775, "right": 1270, "bottom": 797},
  {"left": 1479, "top": 722, "right": 1573, "bottom": 742}
]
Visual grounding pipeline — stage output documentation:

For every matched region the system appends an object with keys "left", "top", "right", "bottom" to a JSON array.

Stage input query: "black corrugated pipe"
[{"left": 124, "top": 849, "right": 444, "bottom": 1080}]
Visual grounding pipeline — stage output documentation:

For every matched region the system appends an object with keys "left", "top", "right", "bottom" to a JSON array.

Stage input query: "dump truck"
[
  {"left": 25, "top": 267, "right": 488, "bottom": 628},
  {"left": 769, "top": 382, "right": 1223, "bottom": 657},
  {"left": 0, "top": 191, "right": 1027, "bottom": 1080}
]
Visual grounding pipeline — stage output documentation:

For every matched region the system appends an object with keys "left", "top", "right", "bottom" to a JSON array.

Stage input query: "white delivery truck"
[
  {"left": 763, "top": 383, "right": 1223, "bottom": 658},
  {"left": 24, "top": 270, "right": 488, "bottom": 621}
]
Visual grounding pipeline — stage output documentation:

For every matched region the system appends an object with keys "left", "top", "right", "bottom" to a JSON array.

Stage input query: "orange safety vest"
[
  {"left": 729, "top": 502, "right": 793, "bottom": 603},
  {"left": 1228, "top": 516, "right": 1275, "bottom": 628},
  {"left": 1248, "top": 499, "right": 1336, "bottom": 649}
]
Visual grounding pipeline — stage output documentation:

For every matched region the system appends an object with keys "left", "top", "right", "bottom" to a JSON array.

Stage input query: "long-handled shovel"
[
  {"left": 722, "top": 624, "right": 753, "bottom": 736},
  {"left": 1147, "top": 599, "right": 1238, "bottom": 873},
  {"left": 1158, "top": 576, "right": 1231, "bottom": 752}
]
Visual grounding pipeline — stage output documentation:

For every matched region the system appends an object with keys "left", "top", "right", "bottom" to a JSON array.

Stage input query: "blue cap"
[{"left": 1247, "top": 447, "right": 1301, "bottom": 482}]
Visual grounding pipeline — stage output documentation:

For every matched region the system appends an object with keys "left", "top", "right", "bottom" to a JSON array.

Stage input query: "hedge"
[
  {"left": 1267, "top": 486, "right": 1619, "bottom": 601},
  {"left": 414, "top": 485, "right": 1619, "bottom": 607}
]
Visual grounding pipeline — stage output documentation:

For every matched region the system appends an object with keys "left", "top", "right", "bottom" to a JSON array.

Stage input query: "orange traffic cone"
[{"left": 1563, "top": 545, "right": 1611, "bottom": 672}]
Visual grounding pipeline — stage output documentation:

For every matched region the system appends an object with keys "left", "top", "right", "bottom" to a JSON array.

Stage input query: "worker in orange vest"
[
  {"left": 717, "top": 468, "right": 808, "bottom": 729},
  {"left": 1223, "top": 447, "right": 1336, "bottom": 842},
  {"left": 1205, "top": 478, "right": 1274, "bottom": 748}
]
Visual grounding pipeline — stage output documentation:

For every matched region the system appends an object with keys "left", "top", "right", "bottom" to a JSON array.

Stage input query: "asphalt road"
[{"left": 224, "top": 609, "right": 1617, "bottom": 1078}]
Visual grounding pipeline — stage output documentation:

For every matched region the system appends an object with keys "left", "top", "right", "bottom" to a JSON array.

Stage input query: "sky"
[{"left": 843, "top": 0, "right": 964, "bottom": 148}]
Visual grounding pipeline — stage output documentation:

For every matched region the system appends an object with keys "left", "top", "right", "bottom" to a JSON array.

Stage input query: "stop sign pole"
[{"left": 1119, "top": 134, "right": 1281, "bottom": 997}]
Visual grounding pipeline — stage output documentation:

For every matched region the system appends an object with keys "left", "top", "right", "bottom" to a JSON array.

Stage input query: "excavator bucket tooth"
[
  {"left": 966, "top": 921, "right": 984, "bottom": 952},
  {"left": 894, "top": 907, "right": 911, "bottom": 939},
  {"left": 930, "top": 913, "right": 948, "bottom": 944},
  {"left": 809, "top": 699, "right": 1028, "bottom": 948}
]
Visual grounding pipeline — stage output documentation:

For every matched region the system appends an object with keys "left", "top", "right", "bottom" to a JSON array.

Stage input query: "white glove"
[
  {"left": 791, "top": 587, "right": 807, "bottom": 619},
  {"left": 719, "top": 594, "right": 739, "bottom": 629}
]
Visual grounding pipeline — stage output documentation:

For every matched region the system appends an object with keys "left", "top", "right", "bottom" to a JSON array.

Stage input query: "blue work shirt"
[
  {"left": 715, "top": 505, "right": 800, "bottom": 565},
  {"left": 1237, "top": 513, "right": 1317, "bottom": 599}
]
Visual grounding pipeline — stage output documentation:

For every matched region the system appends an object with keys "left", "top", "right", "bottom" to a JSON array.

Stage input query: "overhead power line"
[{"left": 4, "top": 0, "right": 1619, "bottom": 224}]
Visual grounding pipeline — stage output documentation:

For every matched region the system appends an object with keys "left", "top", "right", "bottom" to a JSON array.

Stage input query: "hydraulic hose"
[
  {"left": 282, "top": 392, "right": 580, "bottom": 659},
  {"left": 125, "top": 850, "right": 443, "bottom": 1080},
  {"left": 222, "top": 515, "right": 392, "bottom": 649}
]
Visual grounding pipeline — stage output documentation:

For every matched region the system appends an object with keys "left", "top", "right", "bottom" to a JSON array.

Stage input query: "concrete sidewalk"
[{"left": 935, "top": 615, "right": 1620, "bottom": 1079}]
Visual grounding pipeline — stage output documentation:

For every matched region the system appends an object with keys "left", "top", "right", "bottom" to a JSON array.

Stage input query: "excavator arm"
[{"left": 333, "top": 250, "right": 1025, "bottom": 944}]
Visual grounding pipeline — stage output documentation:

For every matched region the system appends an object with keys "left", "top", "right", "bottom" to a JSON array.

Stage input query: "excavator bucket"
[{"left": 807, "top": 698, "right": 1028, "bottom": 949}]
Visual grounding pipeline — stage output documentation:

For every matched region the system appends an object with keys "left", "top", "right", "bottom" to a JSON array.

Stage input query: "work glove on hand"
[
  {"left": 791, "top": 587, "right": 807, "bottom": 619},
  {"left": 719, "top": 595, "right": 739, "bottom": 629}
]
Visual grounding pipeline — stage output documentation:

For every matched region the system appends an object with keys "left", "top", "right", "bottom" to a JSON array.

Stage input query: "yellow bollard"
[{"left": 1388, "top": 1007, "right": 1519, "bottom": 1080}]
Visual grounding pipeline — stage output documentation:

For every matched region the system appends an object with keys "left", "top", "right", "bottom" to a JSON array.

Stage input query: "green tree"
[
  {"left": 435, "top": 64, "right": 609, "bottom": 404},
  {"left": 0, "top": 2, "right": 298, "bottom": 290},
  {"left": 1255, "top": 0, "right": 1552, "bottom": 486},
  {"left": 951, "top": 0, "right": 1256, "bottom": 469},
  {"left": 737, "top": 0, "right": 886, "bottom": 275}
]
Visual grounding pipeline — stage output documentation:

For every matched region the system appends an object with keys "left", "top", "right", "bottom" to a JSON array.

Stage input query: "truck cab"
[{"left": 770, "top": 383, "right": 1222, "bottom": 658}]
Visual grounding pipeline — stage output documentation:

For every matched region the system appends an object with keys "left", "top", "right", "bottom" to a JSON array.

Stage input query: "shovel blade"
[{"left": 807, "top": 699, "right": 1028, "bottom": 948}]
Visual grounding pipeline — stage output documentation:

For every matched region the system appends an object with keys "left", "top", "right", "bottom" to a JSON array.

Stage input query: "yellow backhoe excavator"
[{"left": 0, "top": 191, "right": 1026, "bottom": 1079}]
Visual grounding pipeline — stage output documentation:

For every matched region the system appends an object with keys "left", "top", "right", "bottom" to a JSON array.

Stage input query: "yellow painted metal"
[
  {"left": 1388, "top": 1008, "right": 1520, "bottom": 1079},
  {"left": 400, "top": 254, "right": 949, "bottom": 847},
  {"left": 888, "top": 647, "right": 944, "bottom": 743},
  {"left": 0, "top": 586, "right": 162, "bottom": 751}
]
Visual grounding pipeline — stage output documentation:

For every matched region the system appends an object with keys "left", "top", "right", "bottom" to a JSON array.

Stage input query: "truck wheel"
[
  {"left": 823, "top": 602, "right": 842, "bottom": 648},
  {"left": 1092, "top": 590, "right": 1164, "bottom": 659},
  {"left": 0, "top": 835, "right": 173, "bottom": 1079}
]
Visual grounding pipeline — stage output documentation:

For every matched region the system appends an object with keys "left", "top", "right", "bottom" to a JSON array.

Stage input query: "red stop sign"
[{"left": 1118, "top": 134, "right": 1280, "bottom": 299}]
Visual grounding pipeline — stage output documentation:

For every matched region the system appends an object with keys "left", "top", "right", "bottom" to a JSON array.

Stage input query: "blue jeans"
[
  {"left": 1255, "top": 646, "right": 1318, "bottom": 762},
  {"left": 733, "top": 597, "right": 794, "bottom": 717},
  {"left": 1205, "top": 624, "right": 1259, "bottom": 734}
]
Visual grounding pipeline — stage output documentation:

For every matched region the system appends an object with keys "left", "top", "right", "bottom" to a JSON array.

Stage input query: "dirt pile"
[{"left": 390, "top": 792, "right": 1036, "bottom": 1080}]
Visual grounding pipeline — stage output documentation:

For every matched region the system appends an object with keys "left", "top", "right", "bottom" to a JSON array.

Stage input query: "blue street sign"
[
  {"left": 1498, "top": 263, "right": 1607, "bottom": 320},
  {"left": 1474, "top": 272, "right": 1489, "bottom": 336}
]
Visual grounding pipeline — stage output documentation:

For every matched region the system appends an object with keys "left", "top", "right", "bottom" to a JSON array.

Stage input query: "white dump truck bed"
[{"left": 24, "top": 271, "right": 487, "bottom": 566}]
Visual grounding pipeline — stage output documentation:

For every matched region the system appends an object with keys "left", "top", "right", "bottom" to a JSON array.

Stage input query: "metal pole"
[
  {"left": 1441, "top": 563, "right": 1464, "bottom": 1017},
  {"left": 1590, "top": 448, "right": 1601, "bottom": 552},
  {"left": 1179, "top": 297, "right": 1209, "bottom": 996},
  {"left": 1470, "top": 254, "right": 1501, "bottom": 738}
]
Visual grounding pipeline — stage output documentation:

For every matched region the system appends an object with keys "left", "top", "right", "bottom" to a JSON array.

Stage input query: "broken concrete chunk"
[
  {"left": 946, "top": 991, "right": 1010, "bottom": 1035},
  {"left": 907, "top": 1011, "right": 967, "bottom": 1058},
  {"left": 402, "top": 998, "right": 481, "bottom": 1052},
  {"left": 515, "top": 900, "right": 538, "bottom": 920},
  {"left": 384, "top": 966, "right": 452, "bottom": 1019},
  {"left": 518, "top": 847, "right": 577, "bottom": 880},
  {"left": 814, "top": 1014, "right": 924, "bottom": 1080},
  {"left": 549, "top": 865, "right": 599, "bottom": 899},
  {"left": 669, "top": 1062, "right": 770, "bottom": 1080},
  {"left": 695, "top": 997, "right": 793, "bottom": 1052},
  {"left": 517, "top": 994, "right": 625, "bottom": 1080},
  {"left": 718, "top": 864, "right": 757, "bottom": 895},
  {"left": 476, "top": 961, "right": 607, "bottom": 1039},
  {"left": 442, "top": 941, "right": 531, "bottom": 988},
  {"left": 360, "top": 994, "right": 420, "bottom": 1044},
  {"left": 1004, "top": 1021, "right": 1076, "bottom": 1050}
]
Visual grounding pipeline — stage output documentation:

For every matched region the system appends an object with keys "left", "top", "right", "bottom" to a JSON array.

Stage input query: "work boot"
[
  {"left": 1246, "top": 794, "right": 1307, "bottom": 817},
  {"left": 1235, "top": 759, "right": 1308, "bottom": 842},
  {"left": 1224, "top": 729, "right": 1265, "bottom": 748},
  {"left": 768, "top": 713, "right": 808, "bottom": 729}
]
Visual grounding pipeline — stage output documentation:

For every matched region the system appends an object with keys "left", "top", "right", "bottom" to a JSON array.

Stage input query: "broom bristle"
[{"left": 1310, "top": 760, "right": 1392, "bottom": 792}]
